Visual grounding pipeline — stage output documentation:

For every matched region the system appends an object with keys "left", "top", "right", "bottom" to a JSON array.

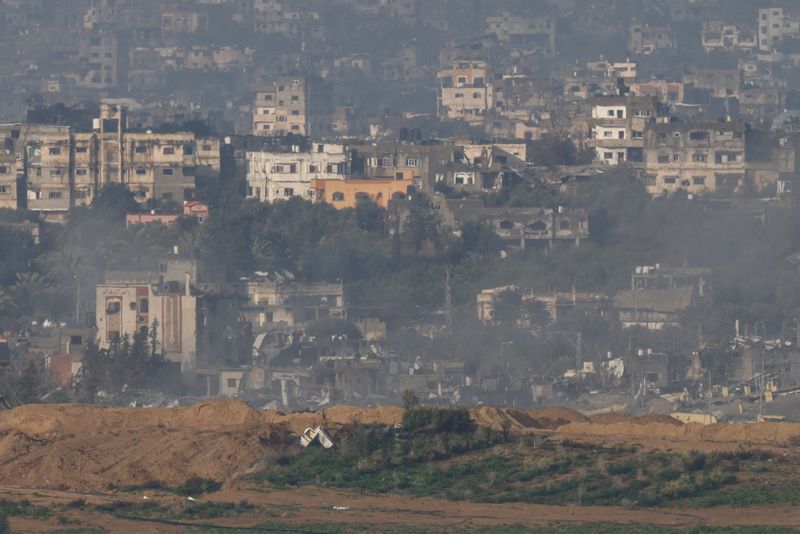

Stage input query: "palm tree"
[{"left": 12, "top": 272, "right": 51, "bottom": 317}]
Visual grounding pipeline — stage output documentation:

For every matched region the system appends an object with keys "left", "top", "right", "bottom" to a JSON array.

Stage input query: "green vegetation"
[
  {"left": 256, "top": 410, "right": 800, "bottom": 509},
  {"left": 0, "top": 498, "right": 51, "bottom": 519}
]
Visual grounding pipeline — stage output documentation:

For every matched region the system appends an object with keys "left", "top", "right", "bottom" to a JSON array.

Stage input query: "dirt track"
[{"left": 5, "top": 484, "right": 800, "bottom": 533}]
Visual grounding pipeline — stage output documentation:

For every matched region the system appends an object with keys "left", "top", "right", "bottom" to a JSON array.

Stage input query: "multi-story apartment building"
[
  {"left": 0, "top": 103, "right": 220, "bottom": 217},
  {"left": 437, "top": 61, "right": 494, "bottom": 123},
  {"left": 349, "top": 143, "right": 457, "bottom": 193},
  {"left": 245, "top": 142, "right": 349, "bottom": 203},
  {"left": 485, "top": 12, "right": 556, "bottom": 54},
  {"left": 644, "top": 121, "right": 746, "bottom": 196},
  {"left": 253, "top": 78, "right": 305, "bottom": 136},
  {"left": 77, "top": 33, "right": 121, "bottom": 90},
  {"left": 758, "top": 7, "right": 800, "bottom": 51},
  {"left": 124, "top": 132, "right": 197, "bottom": 205},
  {"left": 0, "top": 131, "right": 18, "bottom": 210},
  {"left": 26, "top": 129, "right": 73, "bottom": 214},
  {"left": 253, "top": 76, "right": 332, "bottom": 137},
  {"left": 628, "top": 24, "right": 673, "bottom": 55},
  {"left": 701, "top": 21, "right": 757, "bottom": 52},
  {"left": 587, "top": 96, "right": 660, "bottom": 165}
]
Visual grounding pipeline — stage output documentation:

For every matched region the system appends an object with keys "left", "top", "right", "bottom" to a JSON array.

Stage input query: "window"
[
  {"left": 0, "top": 186, "right": 7, "bottom": 194},
  {"left": 355, "top": 192, "right": 369, "bottom": 201},
  {"left": 283, "top": 188, "right": 294, "bottom": 196},
  {"left": 457, "top": 76, "right": 467, "bottom": 84},
  {"left": 692, "top": 153, "right": 707, "bottom": 163},
  {"left": 607, "top": 110, "right": 615, "bottom": 117},
  {"left": 163, "top": 147, "right": 175, "bottom": 155},
  {"left": 48, "top": 191, "right": 62, "bottom": 199},
  {"left": 657, "top": 154, "right": 669, "bottom": 163},
  {"left": 291, "top": 95, "right": 299, "bottom": 101},
  {"left": 75, "top": 146, "right": 88, "bottom": 153},
  {"left": 616, "top": 110, "right": 623, "bottom": 118},
  {"left": 202, "top": 144, "right": 212, "bottom": 151},
  {"left": 291, "top": 110, "right": 300, "bottom": 115},
  {"left": 472, "top": 92, "right": 481, "bottom": 98},
  {"left": 604, "top": 152, "right": 613, "bottom": 160},
  {"left": 309, "top": 164, "right": 318, "bottom": 173},
  {"left": 395, "top": 171, "right": 404, "bottom": 179},
  {"left": 291, "top": 125, "right": 300, "bottom": 130},
  {"left": 48, "top": 147, "right": 61, "bottom": 155},
  {"left": 163, "top": 168, "right": 174, "bottom": 176},
  {"left": 673, "top": 153, "right": 680, "bottom": 162},
  {"left": 227, "top": 378, "right": 238, "bottom": 388},
  {"left": 76, "top": 168, "right": 87, "bottom": 176},
  {"left": 0, "top": 166, "right": 7, "bottom": 174},
  {"left": 49, "top": 169, "right": 62, "bottom": 177},
  {"left": 332, "top": 192, "right": 344, "bottom": 201},
  {"left": 74, "top": 190, "right": 87, "bottom": 199},
  {"left": 406, "top": 158, "right": 418, "bottom": 167},
  {"left": 664, "top": 176, "right": 677, "bottom": 184},
  {"left": 183, "top": 144, "right": 194, "bottom": 155},
  {"left": 632, "top": 131, "right": 643, "bottom": 139},
  {"left": 618, "top": 131, "right": 625, "bottom": 139},
  {"left": 603, "top": 130, "right": 613, "bottom": 138},
  {"left": 692, "top": 176, "right": 706, "bottom": 185},
  {"left": 136, "top": 167, "right": 146, "bottom": 175},
  {"left": 454, "top": 92, "right": 464, "bottom": 98},
  {"left": 689, "top": 131, "right": 708, "bottom": 141},
  {"left": 135, "top": 145, "right": 147, "bottom": 153}
]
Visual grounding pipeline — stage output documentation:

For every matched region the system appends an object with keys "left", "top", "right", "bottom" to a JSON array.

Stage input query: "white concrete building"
[{"left": 245, "top": 142, "right": 349, "bottom": 203}]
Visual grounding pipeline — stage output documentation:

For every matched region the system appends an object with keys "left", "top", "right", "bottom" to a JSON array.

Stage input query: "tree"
[
  {"left": 402, "top": 389, "right": 419, "bottom": 410},
  {"left": 12, "top": 272, "right": 51, "bottom": 317},
  {"left": 90, "top": 183, "right": 139, "bottom": 224},
  {"left": 355, "top": 199, "right": 385, "bottom": 233},
  {"left": 403, "top": 193, "right": 442, "bottom": 253}
]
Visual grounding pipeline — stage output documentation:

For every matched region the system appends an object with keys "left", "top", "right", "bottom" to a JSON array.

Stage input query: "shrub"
[
  {"left": 175, "top": 477, "right": 221, "bottom": 496},
  {"left": 402, "top": 407, "right": 473, "bottom": 434}
]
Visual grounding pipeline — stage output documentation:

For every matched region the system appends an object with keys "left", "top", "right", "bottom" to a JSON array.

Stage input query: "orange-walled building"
[{"left": 312, "top": 177, "right": 412, "bottom": 209}]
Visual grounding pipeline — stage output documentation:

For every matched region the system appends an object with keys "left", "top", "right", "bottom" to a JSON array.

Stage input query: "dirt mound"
[
  {"left": 590, "top": 413, "right": 637, "bottom": 425},
  {"left": 471, "top": 406, "right": 587, "bottom": 432},
  {"left": 554, "top": 419, "right": 800, "bottom": 447},
  {"left": 0, "top": 401, "right": 272, "bottom": 491},
  {"left": 589, "top": 413, "right": 683, "bottom": 426}
]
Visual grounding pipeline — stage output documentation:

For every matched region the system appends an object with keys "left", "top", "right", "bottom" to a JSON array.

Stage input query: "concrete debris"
[{"left": 300, "top": 426, "right": 335, "bottom": 448}]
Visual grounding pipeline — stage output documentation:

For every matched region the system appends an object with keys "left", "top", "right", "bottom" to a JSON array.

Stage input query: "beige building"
[
  {"left": 628, "top": 24, "right": 673, "bottom": 55},
  {"left": 437, "top": 61, "right": 494, "bottom": 123},
  {"left": 245, "top": 142, "right": 349, "bottom": 203},
  {"left": 77, "top": 33, "right": 119, "bottom": 90},
  {"left": 758, "top": 7, "right": 800, "bottom": 51},
  {"left": 253, "top": 77, "right": 332, "bottom": 136},
  {"left": 587, "top": 96, "right": 659, "bottom": 165},
  {"left": 485, "top": 12, "right": 555, "bottom": 54},
  {"left": 644, "top": 122, "right": 746, "bottom": 196},
  {"left": 96, "top": 260, "right": 199, "bottom": 372}
]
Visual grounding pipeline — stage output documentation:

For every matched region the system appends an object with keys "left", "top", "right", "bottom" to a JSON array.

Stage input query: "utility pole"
[
  {"left": 74, "top": 274, "right": 80, "bottom": 326},
  {"left": 445, "top": 267, "right": 452, "bottom": 334}
]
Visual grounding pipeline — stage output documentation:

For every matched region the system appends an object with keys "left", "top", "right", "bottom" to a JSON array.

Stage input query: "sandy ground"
[
  {"left": 4, "top": 484, "right": 800, "bottom": 533},
  {"left": 3, "top": 401, "right": 800, "bottom": 531}
]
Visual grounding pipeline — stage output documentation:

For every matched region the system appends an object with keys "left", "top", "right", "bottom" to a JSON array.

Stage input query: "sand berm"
[{"left": 0, "top": 400, "right": 798, "bottom": 491}]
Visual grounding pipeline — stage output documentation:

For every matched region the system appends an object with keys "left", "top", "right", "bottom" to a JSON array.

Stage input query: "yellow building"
[{"left": 312, "top": 177, "right": 412, "bottom": 209}]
